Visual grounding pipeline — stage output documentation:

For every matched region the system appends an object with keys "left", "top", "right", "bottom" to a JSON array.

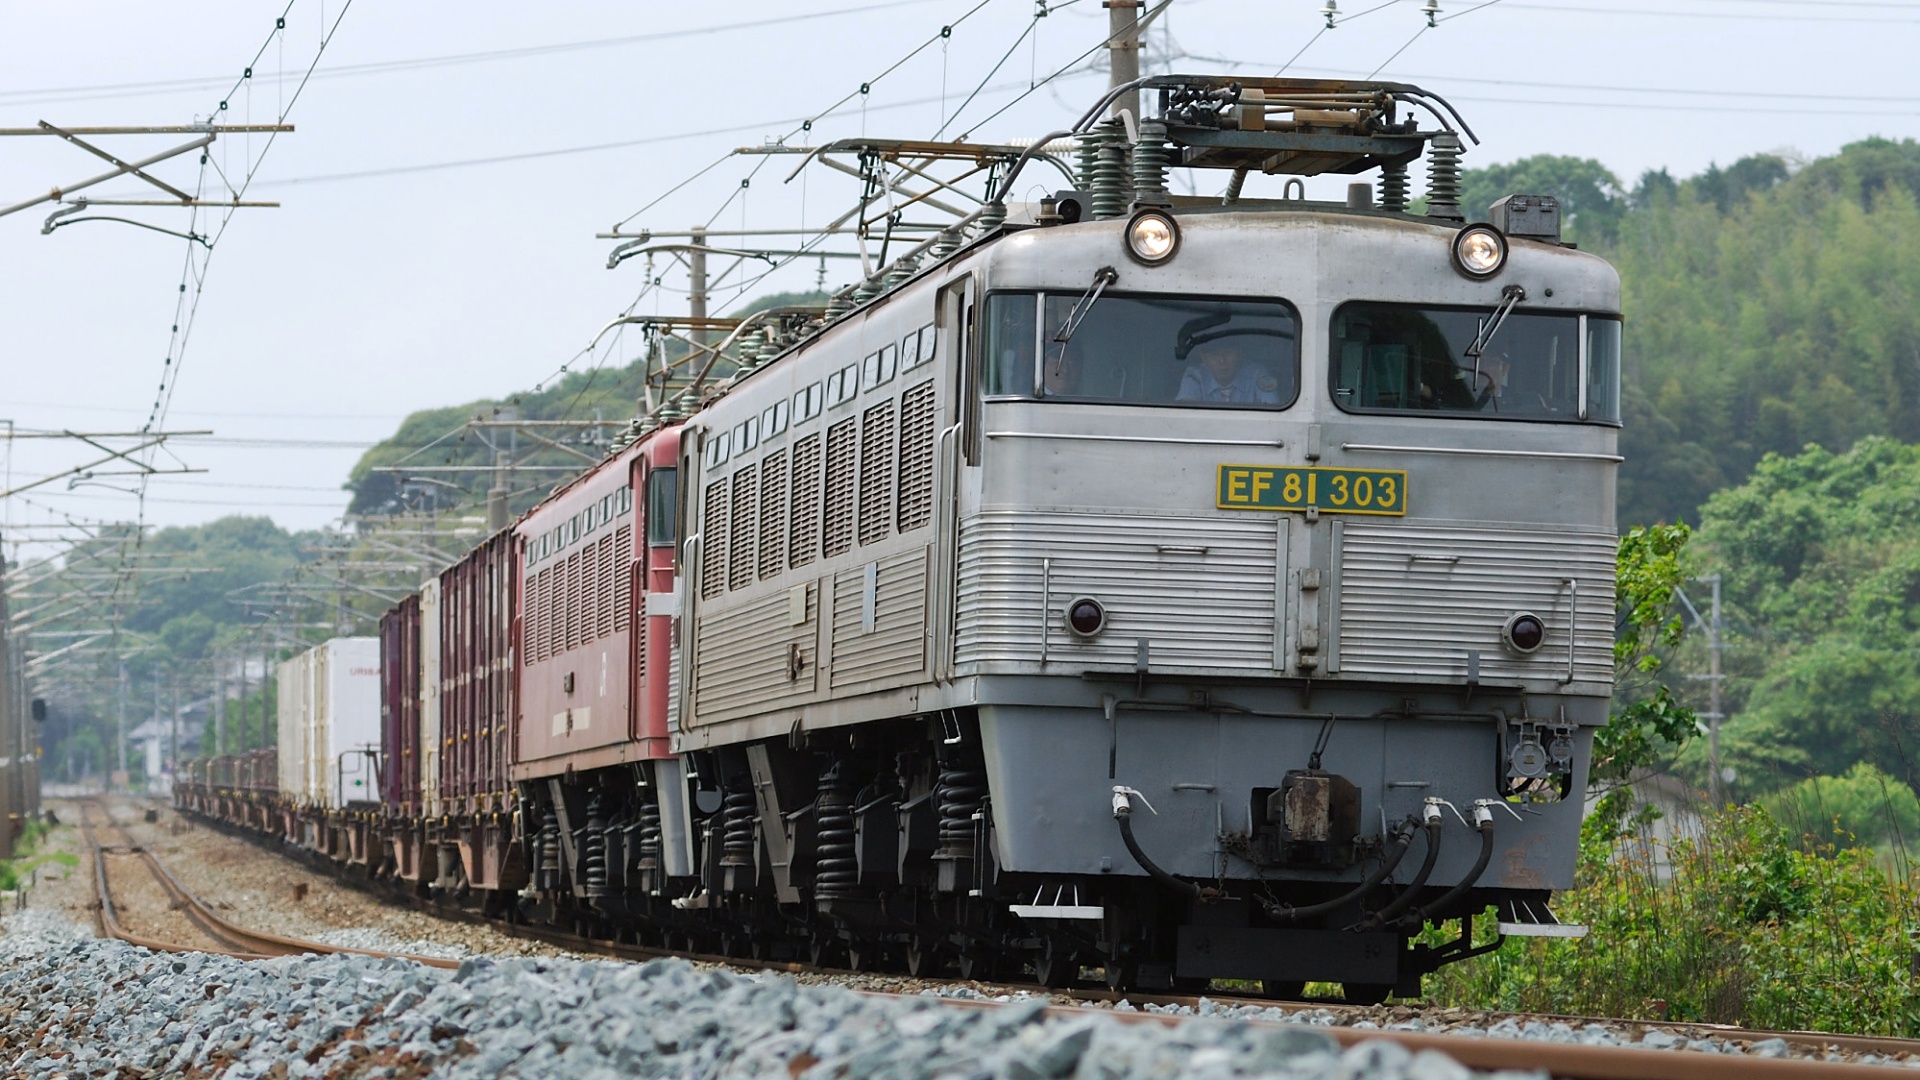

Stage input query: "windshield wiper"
[
  {"left": 1464, "top": 283, "right": 1527, "bottom": 361},
  {"left": 1051, "top": 265, "right": 1119, "bottom": 345}
]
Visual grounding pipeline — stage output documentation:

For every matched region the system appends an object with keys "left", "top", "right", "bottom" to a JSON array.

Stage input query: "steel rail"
[
  {"left": 167, "top": 801, "right": 1920, "bottom": 1078},
  {"left": 394, "top": 897, "right": 1916, "bottom": 1078},
  {"left": 79, "top": 799, "right": 456, "bottom": 968}
]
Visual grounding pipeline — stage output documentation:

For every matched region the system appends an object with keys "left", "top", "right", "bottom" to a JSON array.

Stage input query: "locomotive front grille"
[
  {"left": 1335, "top": 520, "right": 1615, "bottom": 687},
  {"left": 955, "top": 510, "right": 1281, "bottom": 671}
]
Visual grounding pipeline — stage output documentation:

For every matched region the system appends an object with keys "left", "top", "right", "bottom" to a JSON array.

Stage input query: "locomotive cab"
[{"left": 933, "top": 80, "right": 1622, "bottom": 996}]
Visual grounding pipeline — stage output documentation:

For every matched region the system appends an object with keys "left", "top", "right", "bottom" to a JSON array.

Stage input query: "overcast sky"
[{"left": 3, "top": 0, "right": 1917, "bottom": 560}]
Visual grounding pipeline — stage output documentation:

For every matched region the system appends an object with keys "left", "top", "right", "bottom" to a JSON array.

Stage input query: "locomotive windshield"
[
  {"left": 984, "top": 292, "right": 1299, "bottom": 409},
  {"left": 1330, "top": 302, "right": 1622, "bottom": 423}
]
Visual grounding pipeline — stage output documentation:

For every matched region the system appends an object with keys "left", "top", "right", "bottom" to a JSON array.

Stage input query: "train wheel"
[
  {"left": 808, "top": 936, "right": 842, "bottom": 968},
  {"left": 1259, "top": 980, "right": 1307, "bottom": 1001},
  {"left": 1342, "top": 983, "right": 1393, "bottom": 1006},
  {"left": 956, "top": 949, "right": 998, "bottom": 983},
  {"left": 1033, "top": 941, "right": 1077, "bottom": 989},
  {"left": 846, "top": 941, "right": 871, "bottom": 972},
  {"left": 1102, "top": 961, "right": 1136, "bottom": 992},
  {"left": 904, "top": 938, "right": 943, "bottom": 979}
]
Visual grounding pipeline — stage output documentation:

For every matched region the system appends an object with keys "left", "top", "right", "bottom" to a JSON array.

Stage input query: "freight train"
[{"left": 179, "top": 75, "right": 1619, "bottom": 1000}]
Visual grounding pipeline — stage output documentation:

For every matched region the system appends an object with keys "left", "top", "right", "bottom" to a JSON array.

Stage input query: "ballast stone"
[{"left": 0, "top": 912, "right": 1547, "bottom": 1080}]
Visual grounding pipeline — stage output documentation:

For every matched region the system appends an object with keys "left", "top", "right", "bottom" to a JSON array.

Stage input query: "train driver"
[
  {"left": 1464, "top": 348, "right": 1513, "bottom": 411},
  {"left": 1175, "top": 337, "right": 1282, "bottom": 405}
]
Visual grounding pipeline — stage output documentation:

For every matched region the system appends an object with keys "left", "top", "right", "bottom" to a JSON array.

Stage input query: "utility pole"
[
  {"left": 1107, "top": 0, "right": 1144, "bottom": 120},
  {"left": 1676, "top": 575, "right": 1727, "bottom": 804},
  {"left": 487, "top": 451, "right": 512, "bottom": 533},
  {"left": 262, "top": 640, "right": 272, "bottom": 753},
  {"left": 168, "top": 669, "right": 179, "bottom": 785},
  {"left": 151, "top": 663, "right": 161, "bottom": 788},
  {"left": 1707, "top": 575, "right": 1724, "bottom": 802},
  {"left": 687, "top": 226, "right": 709, "bottom": 350},
  {"left": 237, "top": 648, "right": 249, "bottom": 753},
  {"left": 213, "top": 657, "right": 225, "bottom": 757},
  {"left": 116, "top": 660, "right": 127, "bottom": 789}
]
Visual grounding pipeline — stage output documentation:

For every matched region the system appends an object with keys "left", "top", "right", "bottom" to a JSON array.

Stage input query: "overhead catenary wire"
[
  {"left": 615, "top": 0, "right": 1001, "bottom": 234},
  {"left": 931, "top": 0, "right": 1073, "bottom": 139},
  {"left": 1508, "top": 1, "right": 1920, "bottom": 20},
  {"left": 1366, "top": 22, "right": 1431, "bottom": 80},
  {"left": 0, "top": 1, "right": 949, "bottom": 109},
  {"left": 954, "top": 1, "right": 1160, "bottom": 142}
]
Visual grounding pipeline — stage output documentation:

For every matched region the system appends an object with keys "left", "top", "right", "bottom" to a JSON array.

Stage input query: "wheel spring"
[
  {"left": 538, "top": 808, "right": 562, "bottom": 891},
  {"left": 814, "top": 768, "right": 858, "bottom": 901},
  {"left": 1378, "top": 162, "right": 1410, "bottom": 213},
  {"left": 636, "top": 799, "right": 663, "bottom": 872},
  {"left": 720, "top": 783, "right": 757, "bottom": 868},
  {"left": 582, "top": 795, "right": 609, "bottom": 895},
  {"left": 936, "top": 766, "right": 987, "bottom": 859}
]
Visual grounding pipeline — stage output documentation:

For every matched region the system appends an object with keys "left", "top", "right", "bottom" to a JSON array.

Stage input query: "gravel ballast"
[{"left": 0, "top": 909, "right": 1540, "bottom": 1080}]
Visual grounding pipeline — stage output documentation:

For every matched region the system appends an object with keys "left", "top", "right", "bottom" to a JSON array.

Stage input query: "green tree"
[
  {"left": 1593, "top": 523, "right": 1698, "bottom": 787},
  {"left": 1691, "top": 437, "right": 1920, "bottom": 796},
  {"left": 1459, "top": 154, "right": 1626, "bottom": 243},
  {"left": 1760, "top": 762, "right": 1920, "bottom": 856},
  {"left": 1602, "top": 141, "right": 1920, "bottom": 527},
  {"left": 345, "top": 290, "right": 827, "bottom": 518}
]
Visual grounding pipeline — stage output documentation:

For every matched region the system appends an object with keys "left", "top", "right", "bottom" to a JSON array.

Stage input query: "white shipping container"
[
  {"left": 276, "top": 637, "right": 382, "bottom": 809},
  {"left": 419, "top": 579, "right": 442, "bottom": 817},
  {"left": 277, "top": 653, "right": 311, "bottom": 801}
]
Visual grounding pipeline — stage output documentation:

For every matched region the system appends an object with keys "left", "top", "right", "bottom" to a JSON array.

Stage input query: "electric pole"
[
  {"left": 1676, "top": 575, "right": 1727, "bottom": 804},
  {"left": 487, "top": 451, "right": 512, "bottom": 533},
  {"left": 688, "top": 226, "right": 709, "bottom": 349},
  {"left": 213, "top": 658, "right": 225, "bottom": 757},
  {"left": 116, "top": 660, "right": 127, "bottom": 789},
  {"left": 1108, "top": 0, "right": 1144, "bottom": 120},
  {"left": 150, "top": 663, "right": 161, "bottom": 788},
  {"left": 168, "top": 669, "right": 179, "bottom": 787},
  {"left": 1707, "top": 575, "right": 1724, "bottom": 802}
]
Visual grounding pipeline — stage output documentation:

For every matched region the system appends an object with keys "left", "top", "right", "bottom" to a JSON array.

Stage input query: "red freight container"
[
  {"left": 380, "top": 594, "right": 423, "bottom": 813},
  {"left": 439, "top": 530, "right": 516, "bottom": 817},
  {"left": 512, "top": 426, "right": 681, "bottom": 779},
  {"left": 256, "top": 748, "right": 279, "bottom": 795}
]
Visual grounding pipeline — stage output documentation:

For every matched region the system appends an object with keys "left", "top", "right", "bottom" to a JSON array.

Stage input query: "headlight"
[
  {"left": 1451, "top": 224, "right": 1508, "bottom": 279},
  {"left": 1502, "top": 611, "right": 1546, "bottom": 654},
  {"left": 1125, "top": 209, "right": 1180, "bottom": 265},
  {"left": 1065, "top": 596, "right": 1107, "bottom": 637}
]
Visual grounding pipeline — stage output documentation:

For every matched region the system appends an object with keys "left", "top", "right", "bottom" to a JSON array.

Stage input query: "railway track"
[
  {"left": 70, "top": 799, "right": 1920, "bottom": 1079},
  {"left": 77, "top": 799, "right": 458, "bottom": 969},
  {"left": 409, "top": 901, "right": 1920, "bottom": 1079}
]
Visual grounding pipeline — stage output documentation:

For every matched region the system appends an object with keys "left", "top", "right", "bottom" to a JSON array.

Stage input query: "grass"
[
  {"left": 0, "top": 816, "right": 76, "bottom": 893},
  {"left": 1422, "top": 795, "right": 1920, "bottom": 1035}
]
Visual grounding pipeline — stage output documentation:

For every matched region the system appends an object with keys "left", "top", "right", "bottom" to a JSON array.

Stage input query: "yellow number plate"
[{"left": 1216, "top": 465, "right": 1408, "bottom": 515}]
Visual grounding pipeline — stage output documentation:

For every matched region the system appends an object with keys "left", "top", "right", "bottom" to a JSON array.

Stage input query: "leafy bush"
[
  {"left": 1760, "top": 762, "right": 1920, "bottom": 859},
  {"left": 1425, "top": 804, "right": 1920, "bottom": 1035}
]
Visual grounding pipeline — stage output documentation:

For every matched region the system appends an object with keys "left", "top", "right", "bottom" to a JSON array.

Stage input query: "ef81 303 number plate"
[{"left": 1216, "top": 464, "right": 1408, "bottom": 515}]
